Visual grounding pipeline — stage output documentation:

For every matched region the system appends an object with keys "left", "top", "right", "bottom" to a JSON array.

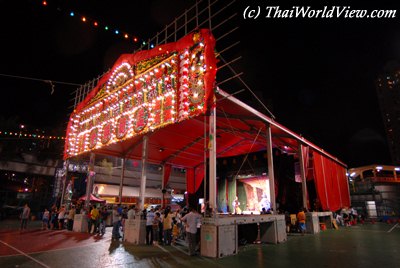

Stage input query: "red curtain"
[
  {"left": 312, "top": 152, "right": 328, "bottom": 210},
  {"left": 163, "top": 164, "right": 172, "bottom": 187},
  {"left": 327, "top": 159, "right": 341, "bottom": 211},
  {"left": 186, "top": 165, "right": 205, "bottom": 194},
  {"left": 312, "top": 151, "right": 350, "bottom": 211},
  {"left": 336, "top": 162, "right": 351, "bottom": 208}
]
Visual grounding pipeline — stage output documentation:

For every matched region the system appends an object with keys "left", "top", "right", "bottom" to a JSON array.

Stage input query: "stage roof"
[{"left": 77, "top": 87, "right": 346, "bottom": 169}]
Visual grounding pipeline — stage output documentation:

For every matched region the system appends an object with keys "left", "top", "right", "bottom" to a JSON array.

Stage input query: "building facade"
[
  {"left": 348, "top": 164, "right": 400, "bottom": 218},
  {"left": 376, "top": 67, "right": 400, "bottom": 165}
]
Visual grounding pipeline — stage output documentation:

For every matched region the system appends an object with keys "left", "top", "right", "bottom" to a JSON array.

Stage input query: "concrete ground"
[{"left": 0, "top": 219, "right": 399, "bottom": 268}]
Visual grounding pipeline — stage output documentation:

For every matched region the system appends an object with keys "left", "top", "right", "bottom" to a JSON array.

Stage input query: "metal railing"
[{"left": 69, "top": 0, "right": 240, "bottom": 111}]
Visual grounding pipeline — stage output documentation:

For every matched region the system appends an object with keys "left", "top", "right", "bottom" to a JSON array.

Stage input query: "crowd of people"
[
  {"left": 19, "top": 202, "right": 78, "bottom": 232},
  {"left": 82, "top": 203, "right": 203, "bottom": 256},
  {"left": 18, "top": 201, "right": 203, "bottom": 256},
  {"left": 281, "top": 206, "right": 367, "bottom": 235},
  {"left": 334, "top": 206, "right": 364, "bottom": 226},
  {"left": 283, "top": 207, "right": 307, "bottom": 234}
]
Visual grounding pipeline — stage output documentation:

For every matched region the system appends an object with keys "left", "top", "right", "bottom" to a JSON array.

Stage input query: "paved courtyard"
[{"left": 0, "top": 219, "right": 399, "bottom": 268}]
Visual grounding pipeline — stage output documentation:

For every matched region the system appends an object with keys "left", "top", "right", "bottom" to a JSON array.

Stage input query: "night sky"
[{"left": 0, "top": 0, "right": 398, "bottom": 167}]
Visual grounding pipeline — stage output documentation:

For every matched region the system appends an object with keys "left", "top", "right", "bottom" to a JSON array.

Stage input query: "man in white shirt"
[
  {"left": 181, "top": 207, "right": 202, "bottom": 256},
  {"left": 145, "top": 208, "right": 155, "bottom": 245},
  {"left": 20, "top": 203, "right": 31, "bottom": 231},
  {"left": 127, "top": 205, "right": 136, "bottom": 219}
]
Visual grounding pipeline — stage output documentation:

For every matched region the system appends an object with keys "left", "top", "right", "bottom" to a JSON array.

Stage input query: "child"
[
  {"left": 42, "top": 208, "right": 50, "bottom": 230},
  {"left": 172, "top": 219, "right": 179, "bottom": 245},
  {"left": 152, "top": 212, "right": 161, "bottom": 245}
]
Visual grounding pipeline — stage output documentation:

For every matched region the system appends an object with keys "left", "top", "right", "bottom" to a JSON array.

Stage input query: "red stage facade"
[
  {"left": 64, "top": 29, "right": 216, "bottom": 159},
  {"left": 64, "top": 29, "right": 350, "bottom": 213}
]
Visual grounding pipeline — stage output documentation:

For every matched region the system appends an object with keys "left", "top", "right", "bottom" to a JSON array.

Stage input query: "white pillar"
[
  {"left": 85, "top": 153, "right": 95, "bottom": 209},
  {"left": 266, "top": 124, "right": 276, "bottom": 213},
  {"left": 209, "top": 106, "right": 217, "bottom": 211},
  {"left": 119, "top": 158, "right": 126, "bottom": 204},
  {"left": 139, "top": 136, "right": 149, "bottom": 210}
]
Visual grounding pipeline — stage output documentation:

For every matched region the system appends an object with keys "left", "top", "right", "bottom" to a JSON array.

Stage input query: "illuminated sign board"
[{"left": 64, "top": 30, "right": 216, "bottom": 159}]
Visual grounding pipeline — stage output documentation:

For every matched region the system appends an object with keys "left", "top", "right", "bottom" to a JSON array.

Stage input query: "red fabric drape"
[
  {"left": 163, "top": 164, "right": 172, "bottom": 187},
  {"left": 327, "top": 159, "right": 341, "bottom": 211},
  {"left": 186, "top": 168, "right": 195, "bottom": 194},
  {"left": 186, "top": 166, "right": 205, "bottom": 194},
  {"left": 194, "top": 166, "right": 205, "bottom": 193},
  {"left": 312, "top": 152, "right": 328, "bottom": 210},
  {"left": 336, "top": 162, "right": 351, "bottom": 208},
  {"left": 312, "top": 151, "right": 350, "bottom": 211}
]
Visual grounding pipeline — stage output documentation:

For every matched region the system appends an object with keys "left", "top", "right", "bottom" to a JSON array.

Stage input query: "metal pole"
[
  {"left": 208, "top": 105, "right": 217, "bottom": 212},
  {"left": 195, "top": 0, "right": 199, "bottom": 28},
  {"left": 161, "top": 164, "right": 165, "bottom": 208},
  {"left": 321, "top": 156, "right": 329, "bottom": 210},
  {"left": 85, "top": 153, "right": 96, "bottom": 209},
  {"left": 298, "top": 143, "right": 308, "bottom": 210},
  {"left": 208, "top": 0, "right": 212, "bottom": 30},
  {"left": 139, "top": 136, "right": 149, "bottom": 210},
  {"left": 266, "top": 124, "right": 276, "bottom": 213},
  {"left": 119, "top": 158, "right": 126, "bottom": 205},
  {"left": 60, "top": 159, "right": 69, "bottom": 208},
  {"left": 204, "top": 114, "right": 207, "bottom": 210}
]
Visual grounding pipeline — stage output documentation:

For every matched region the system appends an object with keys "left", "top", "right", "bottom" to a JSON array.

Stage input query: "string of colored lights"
[
  {"left": 0, "top": 131, "right": 65, "bottom": 140},
  {"left": 40, "top": 0, "right": 153, "bottom": 47}
]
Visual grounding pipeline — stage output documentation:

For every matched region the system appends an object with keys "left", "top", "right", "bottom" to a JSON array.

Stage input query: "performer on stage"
[
  {"left": 232, "top": 196, "right": 241, "bottom": 214},
  {"left": 259, "top": 193, "right": 271, "bottom": 212}
]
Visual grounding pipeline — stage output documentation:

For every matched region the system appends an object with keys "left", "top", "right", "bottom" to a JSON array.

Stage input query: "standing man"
[
  {"left": 99, "top": 206, "right": 109, "bottom": 235},
  {"left": 90, "top": 205, "right": 99, "bottom": 234},
  {"left": 145, "top": 208, "right": 155, "bottom": 245},
  {"left": 67, "top": 205, "right": 76, "bottom": 231},
  {"left": 297, "top": 207, "right": 306, "bottom": 235},
  {"left": 112, "top": 205, "right": 121, "bottom": 240},
  {"left": 181, "top": 207, "right": 202, "bottom": 256},
  {"left": 20, "top": 203, "right": 31, "bottom": 231},
  {"left": 127, "top": 205, "right": 136, "bottom": 219},
  {"left": 57, "top": 205, "right": 66, "bottom": 229}
]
